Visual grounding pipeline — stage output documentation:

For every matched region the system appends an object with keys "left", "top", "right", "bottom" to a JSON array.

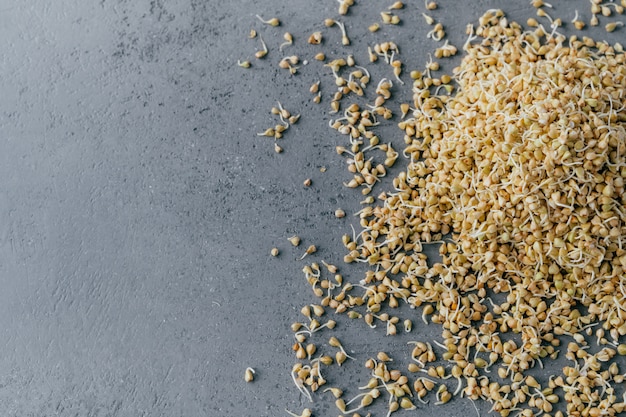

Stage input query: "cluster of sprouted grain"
[
  {"left": 242, "top": 2, "right": 626, "bottom": 417},
  {"left": 257, "top": 102, "right": 300, "bottom": 153},
  {"left": 347, "top": 9, "right": 626, "bottom": 416}
]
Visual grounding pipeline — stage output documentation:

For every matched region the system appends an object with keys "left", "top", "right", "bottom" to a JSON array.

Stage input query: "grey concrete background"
[{"left": 0, "top": 1, "right": 622, "bottom": 416}]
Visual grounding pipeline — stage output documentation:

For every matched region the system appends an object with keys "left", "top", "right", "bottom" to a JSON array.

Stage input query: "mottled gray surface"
[{"left": 0, "top": 1, "right": 622, "bottom": 416}]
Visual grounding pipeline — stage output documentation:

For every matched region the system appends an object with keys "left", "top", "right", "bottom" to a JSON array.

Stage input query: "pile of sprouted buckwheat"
[{"left": 241, "top": 1, "right": 626, "bottom": 416}]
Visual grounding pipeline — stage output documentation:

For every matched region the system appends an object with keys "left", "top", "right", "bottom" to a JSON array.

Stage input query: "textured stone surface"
[{"left": 0, "top": 1, "right": 621, "bottom": 416}]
